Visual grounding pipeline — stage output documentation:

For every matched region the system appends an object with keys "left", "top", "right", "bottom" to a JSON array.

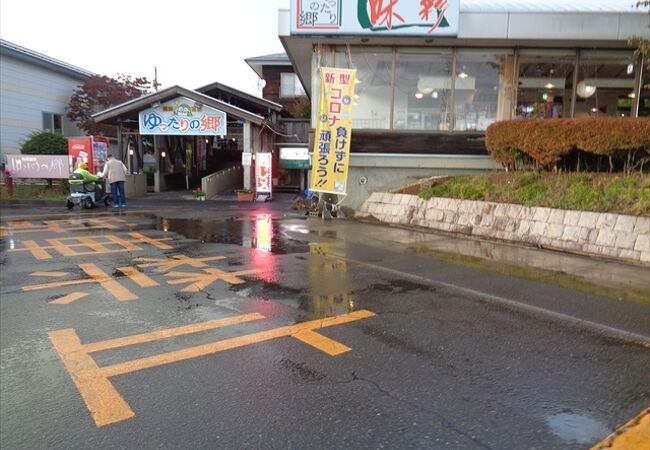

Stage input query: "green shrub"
[
  {"left": 20, "top": 131, "right": 67, "bottom": 155},
  {"left": 516, "top": 184, "right": 546, "bottom": 206}
]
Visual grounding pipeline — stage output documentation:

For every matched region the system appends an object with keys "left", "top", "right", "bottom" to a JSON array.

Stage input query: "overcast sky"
[{"left": 0, "top": 0, "right": 290, "bottom": 95}]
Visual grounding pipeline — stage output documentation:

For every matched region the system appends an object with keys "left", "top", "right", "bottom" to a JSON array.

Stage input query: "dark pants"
[{"left": 110, "top": 181, "right": 126, "bottom": 207}]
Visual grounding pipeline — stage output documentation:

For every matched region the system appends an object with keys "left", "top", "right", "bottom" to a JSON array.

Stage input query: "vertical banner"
[
  {"left": 309, "top": 67, "right": 356, "bottom": 194},
  {"left": 256, "top": 152, "right": 272, "bottom": 195}
]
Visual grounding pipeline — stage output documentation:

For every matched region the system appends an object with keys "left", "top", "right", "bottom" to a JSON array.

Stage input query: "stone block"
[
  {"left": 547, "top": 224, "right": 565, "bottom": 239},
  {"left": 532, "top": 207, "right": 551, "bottom": 222},
  {"left": 633, "top": 217, "right": 650, "bottom": 235},
  {"left": 619, "top": 249, "right": 641, "bottom": 261},
  {"left": 614, "top": 232, "right": 637, "bottom": 250},
  {"left": 595, "top": 229, "right": 617, "bottom": 247},
  {"left": 596, "top": 213, "right": 618, "bottom": 230},
  {"left": 443, "top": 211, "right": 458, "bottom": 223},
  {"left": 614, "top": 215, "right": 636, "bottom": 233},
  {"left": 506, "top": 205, "right": 523, "bottom": 219},
  {"left": 582, "top": 243, "right": 604, "bottom": 255},
  {"left": 518, "top": 220, "right": 532, "bottom": 235},
  {"left": 578, "top": 227, "right": 598, "bottom": 243},
  {"left": 530, "top": 221, "right": 547, "bottom": 236},
  {"left": 640, "top": 252, "right": 650, "bottom": 264},
  {"left": 480, "top": 215, "right": 495, "bottom": 228},
  {"left": 563, "top": 211, "right": 581, "bottom": 226},
  {"left": 494, "top": 204, "right": 508, "bottom": 217},
  {"left": 400, "top": 194, "right": 412, "bottom": 205},
  {"left": 578, "top": 211, "right": 599, "bottom": 228},
  {"left": 548, "top": 209, "right": 566, "bottom": 225},
  {"left": 561, "top": 226, "right": 581, "bottom": 242},
  {"left": 634, "top": 234, "right": 650, "bottom": 253}
]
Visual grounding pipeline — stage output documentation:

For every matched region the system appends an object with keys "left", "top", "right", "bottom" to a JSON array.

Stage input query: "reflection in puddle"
[
  {"left": 546, "top": 412, "right": 609, "bottom": 444},
  {"left": 158, "top": 216, "right": 309, "bottom": 255},
  {"left": 306, "top": 243, "right": 355, "bottom": 319}
]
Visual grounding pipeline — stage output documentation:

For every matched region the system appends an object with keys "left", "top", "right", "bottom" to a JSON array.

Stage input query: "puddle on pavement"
[
  {"left": 157, "top": 215, "right": 310, "bottom": 255},
  {"left": 545, "top": 412, "right": 609, "bottom": 445},
  {"left": 410, "top": 247, "right": 650, "bottom": 306}
]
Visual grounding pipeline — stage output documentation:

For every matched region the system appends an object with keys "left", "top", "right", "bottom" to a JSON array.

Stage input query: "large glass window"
[
  {"left": 516, "top": 50, "right": 576, "bottom": 119},
  {"left": 454, "top": 50, "right": 515, "bottom": 131},
  {"left": 393, "top": 48, "right": 453, "bottom": 130},
  {"left": 575, "top": 51, "right": 637, "bottom": 118},
  {"left": 334, "top": 47, "right": 392, "bottom": 129},
  {"left": 280, "top": 73, "right": 306, "bottom": 97},
  {"left": 42, "top": 112, "right": 63, "bottom": 134}
]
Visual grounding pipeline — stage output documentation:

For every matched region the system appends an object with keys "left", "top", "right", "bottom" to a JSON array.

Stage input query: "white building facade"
[{"left": 0, "top": 39, "right": 92, "bottom": 156}]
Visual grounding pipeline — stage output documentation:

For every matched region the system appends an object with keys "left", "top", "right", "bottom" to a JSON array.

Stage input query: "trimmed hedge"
[{"left": 486, "top": 118, "right": 650, "bottom": 171}]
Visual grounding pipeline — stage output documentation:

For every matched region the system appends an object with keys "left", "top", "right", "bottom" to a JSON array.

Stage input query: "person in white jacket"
[{"left": 100, "top": 152, "right": 128, "bottom": 208}]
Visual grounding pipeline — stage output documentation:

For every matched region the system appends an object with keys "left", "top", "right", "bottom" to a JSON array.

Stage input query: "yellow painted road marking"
[
  {"left": 128, "top": 232, "right": 173, "bottom": 250},
  {"left": 49, "top": 310, "right": 375, "bottom": 426},
  {"left": 23, "top": 278, "right": 95, "bottom": 291},
  {"left": 80, "top": 263, "right": 137, "bottom": 301},
  {"left": 117, "top": 267, "right": 159, "bottom": 288},
  {"left": 30, "top": 271, "right": 70, "bottom": 277},
  {"left": 42, "top": 220, "right": 66, "bottom": 233},
  {"left": 591, "top": 408, "right": 650, "bottom": 450},
  {"left": 22, "top": 240, "right": 52, "bottom": 260},
  {"left": 49, "top": 329, "right": 135, "bottom": 427},
  {"left": 83, "top": 312, "right": 266, "bottom": 353},
  {"left": 166, "top": 268, "right": 260, "bottom": 292},
  {"left": 135, "top": 255, "right": 227, "bottom": 273},
  {"left": 293, "top": 329, "right": 351, "bottom": 356},
  {"left": 104, "top": 235, "right": 141, "bottom": 251},
  {"left": 47, "top": 239, "right": 78, "bottom": 256},
  {"left": 51, "top": 292, "right": 89, "bottom": 305},
  {"left": 77, "top": 237, "right": 110, "bottom": 253},
  {"left": 102, "top": 310, "right": 375, "bottom": 377}
]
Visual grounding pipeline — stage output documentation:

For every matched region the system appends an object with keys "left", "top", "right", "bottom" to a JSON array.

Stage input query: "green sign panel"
[{"left": 280, "top": 159, "right": 311, "bottom": 169}]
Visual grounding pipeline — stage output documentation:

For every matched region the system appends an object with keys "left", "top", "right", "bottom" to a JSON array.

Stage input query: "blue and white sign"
[{"left": 139, "top": 97, "right": 227, "bottom": 136}]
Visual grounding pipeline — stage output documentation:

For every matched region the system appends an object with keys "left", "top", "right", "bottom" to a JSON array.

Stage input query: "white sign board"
[
  {"left": 242, "top": 152, "right": 252, "bottom": 166},
  {"left": 280, "top": 147, "right": 309, "bottom": 160},
  {"left": 291, "top": 0, "right": 459, "bottom": 36}
]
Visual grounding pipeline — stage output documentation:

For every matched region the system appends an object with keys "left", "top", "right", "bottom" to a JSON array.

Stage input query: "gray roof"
[
  {"left": 92, "top": 85, "right": 266, "bottom": 126},
  {"left": 460, "top": 0, "right": 648, "bottom": 13},
  {"left": 0, "top": 38, "right": 93, "bottom": 80}
]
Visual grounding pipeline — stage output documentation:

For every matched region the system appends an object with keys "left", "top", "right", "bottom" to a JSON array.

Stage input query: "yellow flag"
[{"left": 309, "top": 68, "right": 356, "bottom": 194}]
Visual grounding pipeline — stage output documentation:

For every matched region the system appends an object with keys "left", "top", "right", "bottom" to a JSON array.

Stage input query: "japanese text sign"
[
  {"left": 291, "top": 0, "right": 459, "bottom": 36},
  {"left": 309, "top": 67, "right": 356, "bottom": 195},
  {"left": 255, "top": 152, "right": 272, "bottom": 194},
  {"left": 139, "top": 97, "right": 227, "bottom": 136},
  {"left": 6, "top": 155, "right": 70, "bottom": 179}
]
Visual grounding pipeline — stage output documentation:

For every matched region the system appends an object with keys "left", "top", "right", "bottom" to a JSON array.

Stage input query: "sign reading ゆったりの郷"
[{"left": 139, "top": 97, "right": 227, "bottom": 136}]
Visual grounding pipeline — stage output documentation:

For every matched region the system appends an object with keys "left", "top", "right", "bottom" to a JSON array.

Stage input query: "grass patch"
[
  {"left": 0, "top": 183, "right": 68, "bottom": 201},
  {"left": 419, "top": 172, "right": 650, "bottom": 216}
]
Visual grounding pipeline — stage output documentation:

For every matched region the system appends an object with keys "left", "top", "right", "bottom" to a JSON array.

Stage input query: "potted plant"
[
  {"left": 236, "top": 188, "right": 254, "bottom": 202},
  {"left": 193, "top": 188, "right": 206, "bottom": 201}
]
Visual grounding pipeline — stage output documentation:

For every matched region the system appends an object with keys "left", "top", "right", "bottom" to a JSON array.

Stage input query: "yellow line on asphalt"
[
  {"left": 104, "top": 235, "right": 141, "bottom": 251},
  {"left": 590, "top": 408, "right": 650, "bottom": 450},
  {"left": 117, "top": 267, "right": 159, "bottom": 288},
  {"left": 48, "top": 329, "right": 135, "bottom": 427},
  {"left": 80, "top": 263, "right": 137, "bottom": 301},
  {"left": 47, "top": 239, "right": 78, "bottom": 256},
  {"left": 22, "top": 278, "right": 94, "bottom": 291},
  {"left": 101, "top": 310, "right": 376, "bottom": 378},
  {"left": 293, "top": 329, "right": 352, "bottom": 356},
  {"left": 77, "top": 237, "right": 110, "bottom": 253},
  {"left": 83, "top": 312, "right": 266, "bottom": 353},
  {"left": 51, "top": 292, "right": 89, "bottom": 305},
  {"left": 22, "top": 240, "right": 51, "bottom": 260},
  {"left": 49, "top": 310, "right": 375, "bottom": 427},
  {"left": 31, "top": 271, "right": 70, "bottom": 277},
  {"left": 128, "top": 232, "right": 173, "bottom": 249}
]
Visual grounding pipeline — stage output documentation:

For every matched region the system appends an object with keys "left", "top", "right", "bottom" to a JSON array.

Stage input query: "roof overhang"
[
  {"left": 195, "top": 80, "right": 283, "bottom": 112},
  {"left": 92, "top": 85, "right": 266, "bottom": 127}
]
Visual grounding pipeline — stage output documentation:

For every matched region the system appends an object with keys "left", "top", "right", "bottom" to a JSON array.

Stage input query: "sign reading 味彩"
[
  {"left": 139, "top": 97, "right": 227, "bottom": 136},
  {"left": 291, "top": 0, "right": 459, "bottom": 36},
  {"left": 309, "top": 68, "right": 356, "bottom": 195},
  {"left": 256, "top": 152, "right": 272, "bottom": 195}
]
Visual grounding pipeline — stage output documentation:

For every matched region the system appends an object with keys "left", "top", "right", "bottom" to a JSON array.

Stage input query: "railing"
[{"left": 201, "top": 165, "right": 243, "bottom": 199}]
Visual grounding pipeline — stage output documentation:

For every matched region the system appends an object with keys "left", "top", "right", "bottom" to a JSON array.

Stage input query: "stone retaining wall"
[{"left": 356, "top": 193, "right": 650, "bottom": 265}]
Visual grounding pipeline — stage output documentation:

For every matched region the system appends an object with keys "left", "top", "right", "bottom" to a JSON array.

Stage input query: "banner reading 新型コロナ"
[{"left": 309, "top": 67, "right": 356, "bottom": 195}]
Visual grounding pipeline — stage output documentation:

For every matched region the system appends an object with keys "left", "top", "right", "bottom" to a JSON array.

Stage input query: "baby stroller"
[{"left": 66, "top": 173, "right": 112, "bottom": 210}]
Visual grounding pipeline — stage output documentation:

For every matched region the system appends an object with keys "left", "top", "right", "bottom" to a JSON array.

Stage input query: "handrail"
[{"left": 201, "top": 165, "right": 243, "bottom": 198}]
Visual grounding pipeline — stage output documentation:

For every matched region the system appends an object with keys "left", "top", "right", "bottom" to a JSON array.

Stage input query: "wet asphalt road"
[{"left": 1, "top": 198, "right": 649, "bottom": 450}]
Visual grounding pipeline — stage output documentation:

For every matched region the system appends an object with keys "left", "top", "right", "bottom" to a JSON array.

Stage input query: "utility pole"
[{"left": 153, "top": 67, "right": 161, "bottom": 92}]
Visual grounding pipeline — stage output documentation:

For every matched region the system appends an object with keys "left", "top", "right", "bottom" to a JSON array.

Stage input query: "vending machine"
[{"left": 67, "top": 136, "right": 110, "bottom": 174}]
